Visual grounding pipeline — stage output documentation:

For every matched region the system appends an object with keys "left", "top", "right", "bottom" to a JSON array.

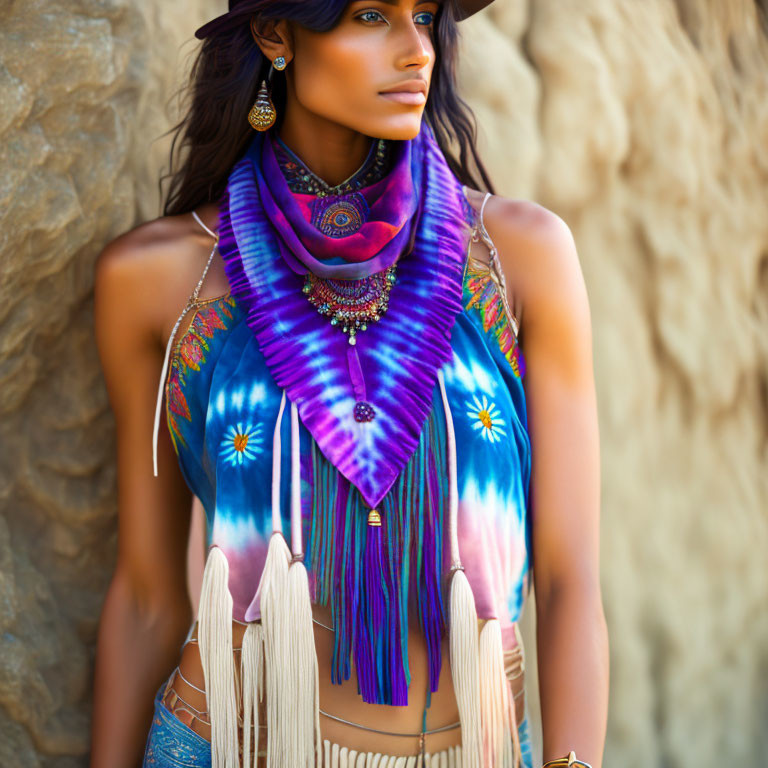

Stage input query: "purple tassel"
[
  {"left": 307, "top": 388, "right": 448, "bottom": 705},
  {"left": 355, "top": 521, "right": 384, "bottom": 701},
  {"left": 419, "top": 412, "right": 447, "bottom": 692},
  {"left": 331, "top": 476, "right": 353, "bottom": 685}
]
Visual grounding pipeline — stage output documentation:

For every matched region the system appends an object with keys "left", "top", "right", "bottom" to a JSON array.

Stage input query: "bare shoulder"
[
  {"left": 463, "top": 188, "right": 584, "bottom": 333},
  {"left": 94, "top": 202, "right": 225, "bottom": 345}
]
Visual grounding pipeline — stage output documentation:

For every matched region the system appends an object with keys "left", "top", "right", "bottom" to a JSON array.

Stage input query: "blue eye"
[
  {"left": 356, "top": 8, "right": 436, "bottom": 26},
  {"left": 358, "top": 10, "right": 385, "bottom": 23}
]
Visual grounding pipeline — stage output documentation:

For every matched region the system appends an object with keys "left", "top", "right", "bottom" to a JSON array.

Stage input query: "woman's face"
[{"left": 282, "top": 0, "right": 441, "bottom": 140}]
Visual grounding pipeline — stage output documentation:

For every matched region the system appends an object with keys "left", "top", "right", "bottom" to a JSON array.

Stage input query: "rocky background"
[{"left": 1, "top": 1, "right": 766, "bottom": 766}]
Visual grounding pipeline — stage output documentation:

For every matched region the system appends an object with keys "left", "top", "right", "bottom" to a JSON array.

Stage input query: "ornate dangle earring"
[{"left": 248, "top": 55, "right": 287, "bottom": 131}]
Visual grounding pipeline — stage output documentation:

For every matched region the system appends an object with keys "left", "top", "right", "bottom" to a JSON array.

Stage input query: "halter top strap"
[
  {"left": 152, "top": 210, "right": 221, "bottom": 477},
  {"left": 461, "top": 185, "right": 522, "bottom": 335}
]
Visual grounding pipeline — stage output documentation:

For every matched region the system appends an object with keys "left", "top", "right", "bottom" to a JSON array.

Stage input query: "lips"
[
  {"left": 380, "top": 92, "right": 427, "bottom": 106},
  {"left": 379, "top": 79, "right": 428, "bottom": 95},
  {"left": 379, "top": 80, "right": 428, "bottom": 105}
]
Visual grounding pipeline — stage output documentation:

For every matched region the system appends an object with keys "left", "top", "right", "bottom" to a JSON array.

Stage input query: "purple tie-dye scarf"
[
  {"left": 260, "top": 128, "right": 418, "bottom": 279},
  {"left": 218, "top": 120, "right": 470, "bottom": 509}
]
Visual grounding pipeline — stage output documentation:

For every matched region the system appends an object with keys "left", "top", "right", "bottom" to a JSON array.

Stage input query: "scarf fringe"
[
  {"left": 286, "top": 558, "right": 323, "bottom": 768},
  {"left": 258, "top": 540, "right": 322, "bottom": 768},
  {"left": 289, "top": 399, "right": 324, "bottom": 768},
  {"left": 241, "top": 622, "right": 263, "bottom": 768},
  {"left": 448, "top": 567, "right": 483, "bottom": 768},
  {"left": 479, "top": 619, "right": 520, "bottom": 768},
  {"left": 259, "top": 533, "right": 292, "bottom": 767},
  {"left": 197, "top": 546, "right": 239, "bottom": 768},
  {"left": 307, "top": 389, "right": 447, "bottom": 706}
]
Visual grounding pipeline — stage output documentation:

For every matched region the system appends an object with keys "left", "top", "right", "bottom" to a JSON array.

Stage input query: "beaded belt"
[{"left": 160, "top": 618, "right": 526, "bottom": 757}]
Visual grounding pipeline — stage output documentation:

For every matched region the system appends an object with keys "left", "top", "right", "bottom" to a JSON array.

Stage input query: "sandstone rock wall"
[
  {"left": 0, "top": 2, "right": 221, "bottom": 766},
  {"left": 1, "top": 1, "right": 766, "bottom": 766},
  {"left": 459, "top": 2, "right": 768, "bottom": 766}
]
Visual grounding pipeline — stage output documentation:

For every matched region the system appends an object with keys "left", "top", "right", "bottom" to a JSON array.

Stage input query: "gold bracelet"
[{"left": 542, "top": 750, "right": 593, "bottom": 768}]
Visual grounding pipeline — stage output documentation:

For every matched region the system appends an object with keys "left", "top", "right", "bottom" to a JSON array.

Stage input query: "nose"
[{"left": 394, "top": 18, "right": 433, "bottom": 70}]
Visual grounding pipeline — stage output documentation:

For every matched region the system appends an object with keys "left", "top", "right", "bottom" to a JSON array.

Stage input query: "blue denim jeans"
[
  {"left": 518, "top": 714, "right": 535, "bottom": 768},
  {"left": 142, "top": 679, "right": 211, "bottom": 768},
  {"left": 142, "top": 677, "right": 536, "bottom": 768}
]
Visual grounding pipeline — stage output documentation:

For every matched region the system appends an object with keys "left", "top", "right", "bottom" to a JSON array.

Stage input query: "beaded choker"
[{"left": 272, "top": 132, "right": 390, "bottom": 197}]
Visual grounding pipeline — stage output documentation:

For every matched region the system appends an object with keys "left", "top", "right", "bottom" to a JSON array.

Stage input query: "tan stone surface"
[
  {"left": 1, "top": 1, "right": 766, "bottom": 765},
  {"left": 0, "top": 1, "right": 221, "bottom": 763},
  {"left": 460, "top": 2, "right": 768, "bottom": 766}
]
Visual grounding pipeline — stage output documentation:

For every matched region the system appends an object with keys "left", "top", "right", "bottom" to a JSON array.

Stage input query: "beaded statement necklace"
[{"left": 272, "top": 134, "right": 398, "bottom": 348}]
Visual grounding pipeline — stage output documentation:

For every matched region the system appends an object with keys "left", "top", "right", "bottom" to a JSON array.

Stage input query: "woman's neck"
[{"left": 276, "top": 103, "right": 377, "bottom": 188}]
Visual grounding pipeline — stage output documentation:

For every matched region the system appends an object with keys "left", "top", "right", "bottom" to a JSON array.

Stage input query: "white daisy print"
[
  {"left": 220, "top": 422, "right": 262, "bottom": 466},
  {"left": 465, "top": 394, "right": 507, "bottom": 443}
]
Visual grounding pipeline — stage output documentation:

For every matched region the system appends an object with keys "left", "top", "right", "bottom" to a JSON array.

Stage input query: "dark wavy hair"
[{"left": 161, "top": 0, "right": 496, "bottom": 217}]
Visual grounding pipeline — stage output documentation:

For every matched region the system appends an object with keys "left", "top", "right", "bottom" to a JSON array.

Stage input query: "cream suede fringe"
[
  {"left": 322, "top": 740, "right": 463, "bottom": 767},
  {"left": 193, "top": 373, "right": 523, "bottom": 767}
]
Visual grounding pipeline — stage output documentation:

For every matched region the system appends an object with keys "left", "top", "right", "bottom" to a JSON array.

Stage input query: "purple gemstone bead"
[{"left": 354, "top": 401, "right": 376, "bottom": 422}]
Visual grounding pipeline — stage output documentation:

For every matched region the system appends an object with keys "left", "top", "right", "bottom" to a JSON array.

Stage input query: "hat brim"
[
  {"left": 455, "top": 0, "right": 494, "bottom": 21},
  {"left": 194, "top": 0, "right": 494, "bottom": 40}
]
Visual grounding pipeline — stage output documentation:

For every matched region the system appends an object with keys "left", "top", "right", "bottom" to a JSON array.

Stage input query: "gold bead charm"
[
  {"left": 248, "top": 80, "right": 276, "bottom": 131},
  {"left": 367, "top": 509, "right": 381, "bottom": 527}
]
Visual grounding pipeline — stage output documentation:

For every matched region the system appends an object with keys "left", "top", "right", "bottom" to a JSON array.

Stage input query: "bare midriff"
[{"left": 161, "top": 602, "right": 525, "bottom": 761}]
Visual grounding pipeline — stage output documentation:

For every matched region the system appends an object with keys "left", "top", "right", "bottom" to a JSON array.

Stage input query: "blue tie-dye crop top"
[{"left": 161, "top": 192, "right": 531, "bottom": 662}]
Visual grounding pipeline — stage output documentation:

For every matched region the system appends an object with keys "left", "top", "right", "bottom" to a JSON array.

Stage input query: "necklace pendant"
[
  {"left": 312, "top": 192, "right": 369, "bottom": 238},
  {"left": 303, "top": 265, "right": 398, "bottom": 345}
]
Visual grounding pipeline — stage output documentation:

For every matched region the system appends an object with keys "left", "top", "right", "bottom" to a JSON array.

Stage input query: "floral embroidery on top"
[
  {"left": 166, "top": 294, "right": 238, "bottom": 452},
  {"left": 465, "top": 393, "right": 507, "bottom": 443},
  {"left": 220, "top": 422, "right": 263, "bottom": 466},
  {"left": 464, "top": 250, "right": 526, "bottom": 379},
  {"left": 464, "top": 259, "right": 525, "bottom": 378}
]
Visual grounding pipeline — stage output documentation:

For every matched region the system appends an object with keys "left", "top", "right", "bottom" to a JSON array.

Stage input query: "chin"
[{"left": 365, "top": 115, "right": 425, "bottom": 142}]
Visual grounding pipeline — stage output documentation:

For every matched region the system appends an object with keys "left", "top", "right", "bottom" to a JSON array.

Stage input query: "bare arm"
[
  {"left": 90, "top": 230, "right": 195, "bottom": 768},
  {"left": 485, "top": 196, "right": 609, "bottom": 767}
]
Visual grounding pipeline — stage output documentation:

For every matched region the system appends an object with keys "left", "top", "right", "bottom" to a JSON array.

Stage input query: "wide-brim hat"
[{"left": 194, "top": 0, "right": 494, "bottom": 40}]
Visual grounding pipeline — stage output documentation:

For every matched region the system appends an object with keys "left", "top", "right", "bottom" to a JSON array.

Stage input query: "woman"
[{"left": 90, "top": 0, "right": 608, "bottom": 766}]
